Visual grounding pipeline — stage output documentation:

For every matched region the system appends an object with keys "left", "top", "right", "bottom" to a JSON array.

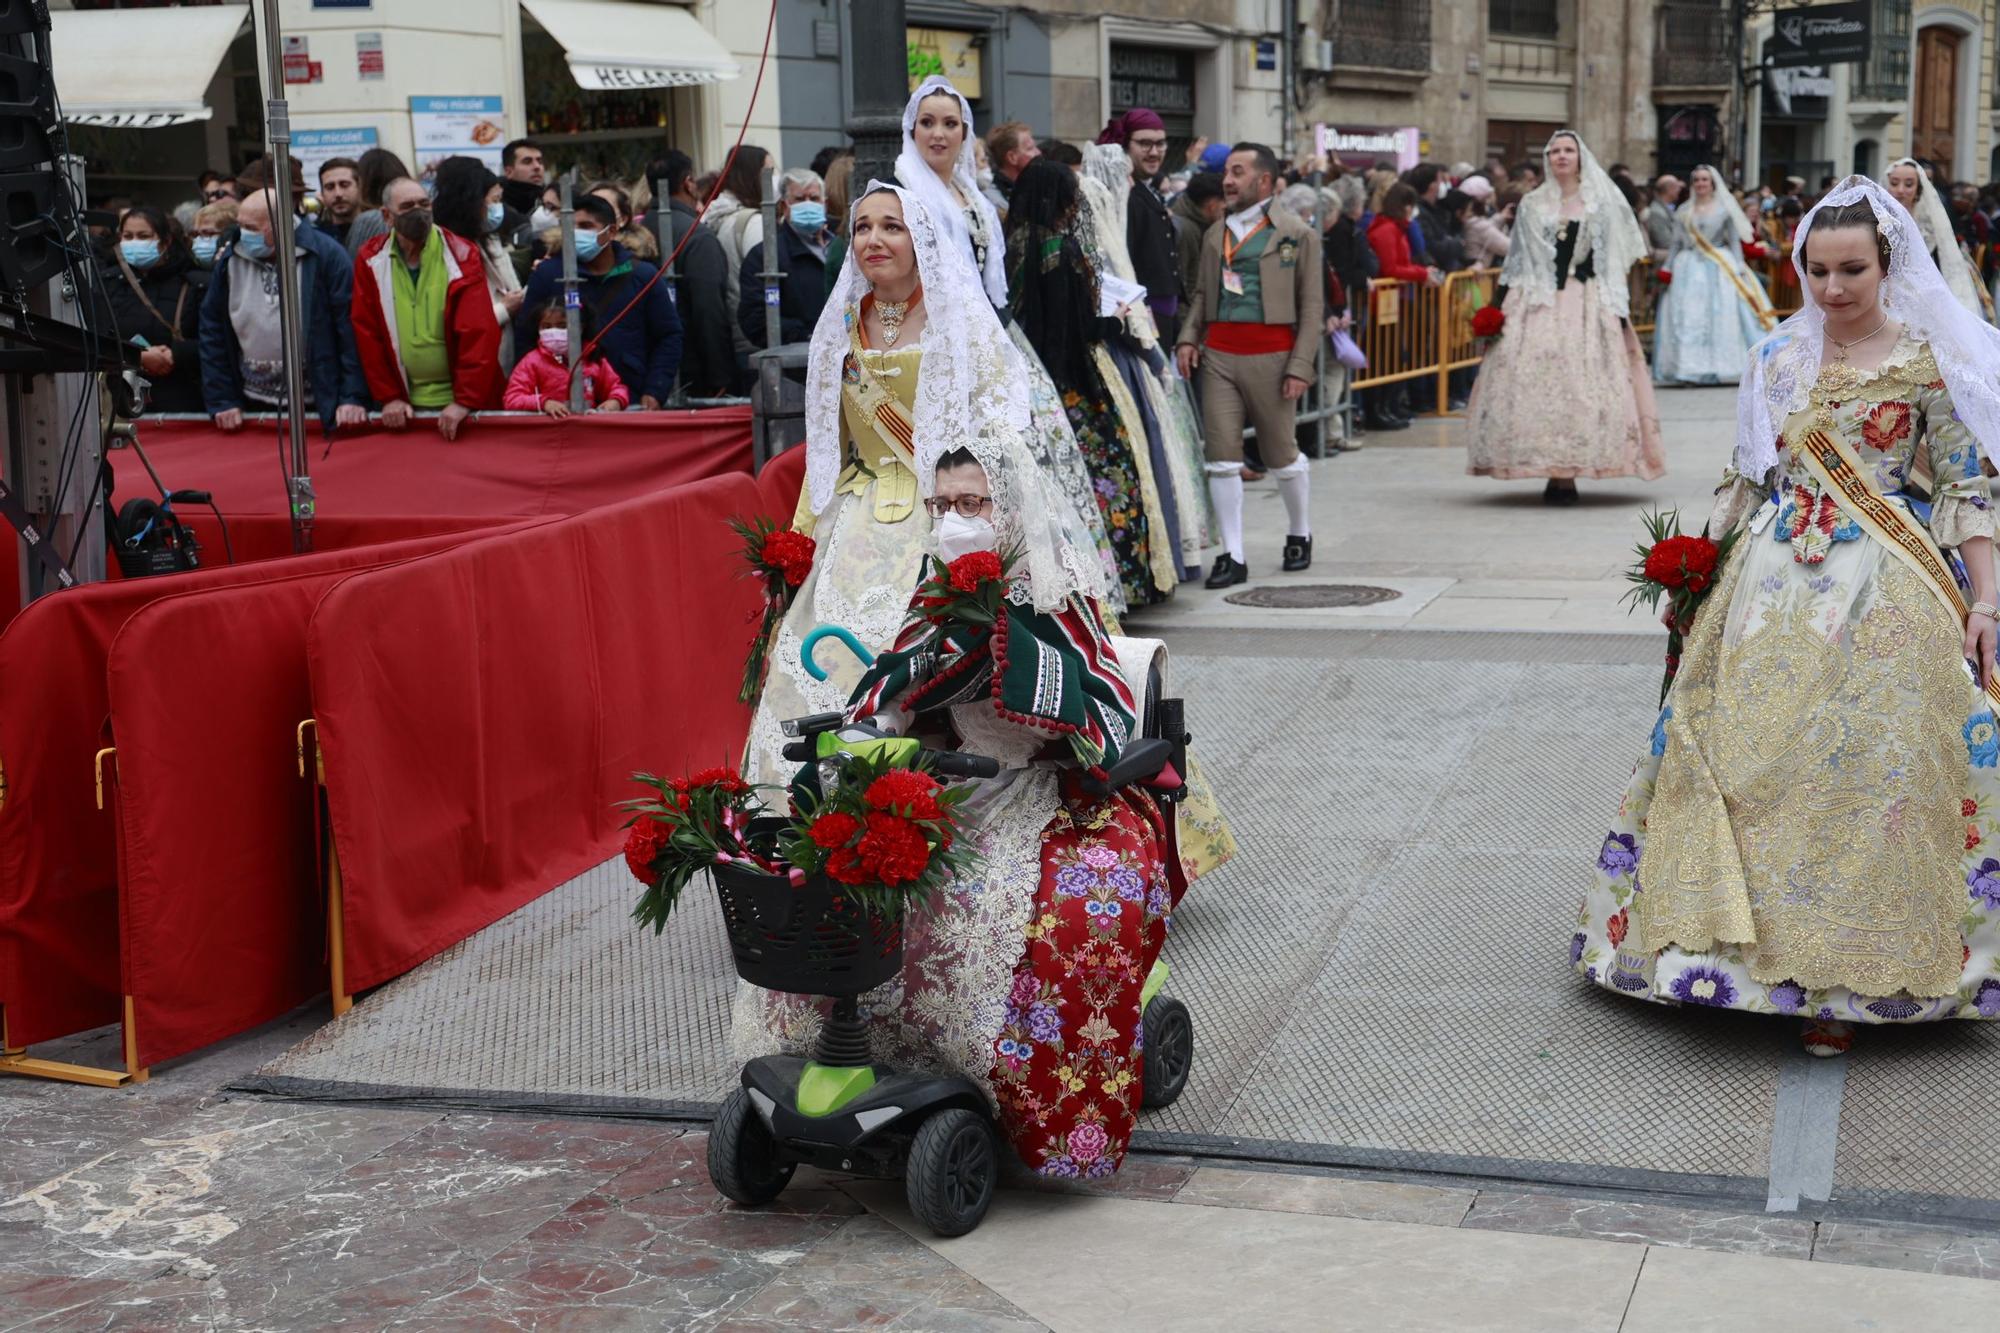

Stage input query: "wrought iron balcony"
[
  {"left": 1853, "top": 0, "right": 1911, "bottom": 103},
  {"left": 1330, "top": 0, "right": 1432, "bottom": 73},
  {"left": 1653, "top": 1, "right": 1731, "bottom": 89}
]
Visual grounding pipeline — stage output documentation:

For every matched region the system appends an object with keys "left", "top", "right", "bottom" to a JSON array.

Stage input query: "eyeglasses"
[
  {"left": 924, "top": 494, "right": 993, "bottom": 518},
  {"left": 1129, "top": 136, "right": 1169, "bottom": 151},
  {"left": 202, "top": 190, "right": 230, "bottom": 202}
]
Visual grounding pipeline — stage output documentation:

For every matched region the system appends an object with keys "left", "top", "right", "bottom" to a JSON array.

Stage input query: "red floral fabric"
[{"left": 987, "top": 788, "right": 1175, "bottom": 1178}]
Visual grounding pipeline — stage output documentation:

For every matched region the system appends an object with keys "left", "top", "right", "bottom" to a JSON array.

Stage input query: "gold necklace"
[
  {"left": 1818, "top": 315, "right": 1890, "bottom": 398},
  {"left": 873, "top": 284, "right": 922, "bottom": 347},
  {"left": 1829, "top": 314, "right": 1889, "bottom": 363}
]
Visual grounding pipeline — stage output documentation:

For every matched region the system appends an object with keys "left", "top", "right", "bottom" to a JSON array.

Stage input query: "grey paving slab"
[{"left": 1624, "top": 1243, "right": 1999, "bottom": 1333}]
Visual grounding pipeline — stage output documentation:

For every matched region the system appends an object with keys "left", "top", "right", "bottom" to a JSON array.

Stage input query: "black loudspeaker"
[{"left": 0, "top": 2, "right": 60, "bottom": 292}]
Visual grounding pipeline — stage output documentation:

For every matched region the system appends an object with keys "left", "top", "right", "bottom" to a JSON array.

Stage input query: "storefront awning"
[
  {"left": 521, "top": 0, "right": 741, "bottom": 90},
  {"left": 50, "top": 4, "right": 248, "bottom": 129}
]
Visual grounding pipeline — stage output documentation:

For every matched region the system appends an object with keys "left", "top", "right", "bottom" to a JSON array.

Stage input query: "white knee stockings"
[
  {"left": 1272, "top": 456, "right": 1311, "bottom": 539},
  {"left": 1205, "top": 466, "right": 1245, "bottom": 562}
]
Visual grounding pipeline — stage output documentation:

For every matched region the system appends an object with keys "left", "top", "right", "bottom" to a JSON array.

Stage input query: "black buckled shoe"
[
  {"left": 1204, "top": 554, "right": 1248, "bottom": 589},
  {"left": 1282, "top": 534, "right": 1313, "bottom": 572}
]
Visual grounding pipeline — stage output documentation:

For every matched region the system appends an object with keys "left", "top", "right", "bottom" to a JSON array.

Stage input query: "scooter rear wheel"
[
  {"left": 1141, "top": 996, "right": 1193, "bottom": 1108},
  {"left": 709, "top": 1086, "right": 796, "bottom": 1206},
  {"left": 905, "top": 1108, "right": 996, "bottom": 1237}
]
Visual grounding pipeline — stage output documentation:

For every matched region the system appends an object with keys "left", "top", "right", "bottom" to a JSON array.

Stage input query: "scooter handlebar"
[{"left": 928, "top": 751, "right": 1002, "bottom": 780}]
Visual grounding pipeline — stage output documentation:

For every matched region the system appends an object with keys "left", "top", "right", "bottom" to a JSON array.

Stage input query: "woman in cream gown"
[{"left": 1574, "top": 178, "right": 2000, "bottom": 1057}]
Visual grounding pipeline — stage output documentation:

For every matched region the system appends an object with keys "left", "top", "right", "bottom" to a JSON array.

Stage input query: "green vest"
[
  {"left": 1217, "top": 224, "right": 1273, "bottom": 324},
  {"left": 390, "top": 226, "right": 454, "bottom": 408}
]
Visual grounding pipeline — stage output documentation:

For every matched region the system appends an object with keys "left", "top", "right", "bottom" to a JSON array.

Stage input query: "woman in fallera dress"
[
  {"left": 1574, "top": 177, "right": 2000, "bottom": 1058},
  {"left": 1653, "top": 165, "right": 1776, "bottom": 386},
  {"left": 1465, "top": 130, "right": 1665, "bottom": 503},
  {"left": 895, "top": 76, "right": 1122, "bottom": 607},
  {"left": 1884, "top": 157, "right": 1992, "bottom": 323}
]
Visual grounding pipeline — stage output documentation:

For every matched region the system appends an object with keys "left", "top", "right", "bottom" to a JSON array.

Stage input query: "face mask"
[
  {"left": 236, "top": 228, "right": 272, "bottom": 260},
  {"left": 788, "top": 201, "right": 826, "bottom": 236},
  {"left": 976, "top": 167, "right": 994, "bottom": 190},
  {"left": 118, "top": 239, "right": 160, "bottom": 269},
  {"left": 530, "top": 206, "right": 559, "bottom": 232},
  {"left": 486, "top": 200, "right": 506, "bottom": 230},
  {"left": 538, "top": 327, "right": 568, "bottom": 360},
  {"left": 393, "top": 207, "right": 433, "bottom": 245},
  {"left": 191, "top": 235, "right": 219, "bottom": 266},
  {"left": 574, "top": 227, "right": 605, "bottom": 262},
  {"left": 936, "top": 511, "right": 997, "bottom": 561}
]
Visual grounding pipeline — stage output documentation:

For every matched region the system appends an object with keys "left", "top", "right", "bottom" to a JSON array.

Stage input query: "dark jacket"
[
  {"left": 1169, "top": 191, "right": 1210, "bottom": 320},
  {"left": 200, "top": 221, "right": 368, "bottom": 431},
  {"left": 664, "top": 196, "right": 738, "bottom": 396},
  {"left": 1324, "top": 215, "right": 1376, "bottom": 318},
  {"left": 1126, "top": 180, "right": 1180, "bottom": 304},
  {"left": 514, "top": 242, "right": 684, "bottom": 405},
  {"left": 101, "top": 249, "right": 207, "bottom": 413},
  {"left": 1414, "top": 196, "right": 1464, "bottom": 271},
  {"left": 737, "top": 223, "right": 830, "bottom": 350}
]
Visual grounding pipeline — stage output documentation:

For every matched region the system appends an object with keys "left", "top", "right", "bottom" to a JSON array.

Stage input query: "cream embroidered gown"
[{"left": 1575, "top": 333, "right": 2000, "bottom": 1023}]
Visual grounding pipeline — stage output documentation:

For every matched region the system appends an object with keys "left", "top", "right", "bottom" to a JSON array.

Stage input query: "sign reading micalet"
[{"left": 1767, "top": 1, "right": 1871, "bottom": 68}]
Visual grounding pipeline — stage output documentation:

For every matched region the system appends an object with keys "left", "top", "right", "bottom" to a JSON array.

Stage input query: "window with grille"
[{"left": 1489, "top": 0, "right": 1560, "bottom": 40}]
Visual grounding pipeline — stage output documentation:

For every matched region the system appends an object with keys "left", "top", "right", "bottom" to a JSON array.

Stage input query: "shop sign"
[
  {"left": 1109, "top": 47, "right": 1196, "bottom": 116},
  {"left": 65, "top": 110, "right": 208, "bottom": 128},
  {"left": 907, "top": 27, "right": 982, "bottom": 99},
  {"left": 410, "top": 95, "right": 506, "bottom": 180},
  {"left": 293, "top": 128, "right": 379, "bottom": 185},
  {"left": 1316, "top": 123, "right": 1420, "bottom": 171},
  {"left": 356, "top": 32, "right": 384, "bottom": 81},
  {"left": 1769, "top": 0, "right": 1869, "bottom": 67}
]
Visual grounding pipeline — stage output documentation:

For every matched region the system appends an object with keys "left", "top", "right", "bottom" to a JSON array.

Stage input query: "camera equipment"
[{"left": 110, "top": 494, "right": 198, "bottom": 578}]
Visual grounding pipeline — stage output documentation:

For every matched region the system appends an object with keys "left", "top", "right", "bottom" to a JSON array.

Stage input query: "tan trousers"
[{"left": 1198, "top": 347, "right": 1299, "bottom": 469}]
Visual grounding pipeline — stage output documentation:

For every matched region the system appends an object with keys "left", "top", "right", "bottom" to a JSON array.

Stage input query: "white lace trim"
[{"left": 1498, "top": 130, "right": 1647, "bottom": 321}]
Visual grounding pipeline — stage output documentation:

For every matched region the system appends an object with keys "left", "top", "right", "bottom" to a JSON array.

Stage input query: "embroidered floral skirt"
[
  {"left": 1467, "top": 282, "right": 1666, "bottom": 482},
  {"left": 1574, "top": 527, "right": 2000, "bottom": 1023},
  {"left": 1062, "top": 380, "right": 1168, "bottom": 608}
]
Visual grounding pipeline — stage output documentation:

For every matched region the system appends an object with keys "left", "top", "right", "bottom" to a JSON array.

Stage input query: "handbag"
[{"left": 1329, "top": 327, "right": 1367, "bottom": 371}]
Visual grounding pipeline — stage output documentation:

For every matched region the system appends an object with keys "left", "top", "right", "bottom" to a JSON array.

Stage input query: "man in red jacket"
[{"left": 352, "top": 176, "right": 501, "bottom": 440}]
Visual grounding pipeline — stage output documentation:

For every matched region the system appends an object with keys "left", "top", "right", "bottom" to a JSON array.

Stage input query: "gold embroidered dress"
[
  {"left": 1574, "top": 334, "right": 2000, "bottom": 1022},
  {"left": 743, "top": 339, "right": 928, "bottom": 788}
]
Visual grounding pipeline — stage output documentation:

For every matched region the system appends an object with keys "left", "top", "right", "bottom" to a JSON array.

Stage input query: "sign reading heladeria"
[{"left": 1768, "top": 1, "right": 1870, "bottom": 68}]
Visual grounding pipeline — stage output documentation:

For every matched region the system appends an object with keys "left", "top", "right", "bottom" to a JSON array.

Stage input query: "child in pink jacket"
[{"left": 503, "top": 300, "right": 629, "bottom": 415}]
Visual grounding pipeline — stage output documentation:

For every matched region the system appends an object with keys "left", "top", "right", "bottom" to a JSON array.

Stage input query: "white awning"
[
  {"left": 521, "top": 0, "right": 741, "bottom": 91},
  {"left": 50, "top": 4, "right": 248, "bottom": 128}
]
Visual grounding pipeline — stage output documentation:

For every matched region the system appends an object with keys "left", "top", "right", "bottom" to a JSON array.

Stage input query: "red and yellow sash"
[
  {"left": 1688, "top": 221, "right": 1777, "bottom": 332},
  {"left": 1792, "top": 424, "right": 2000, "bottom": 712}
]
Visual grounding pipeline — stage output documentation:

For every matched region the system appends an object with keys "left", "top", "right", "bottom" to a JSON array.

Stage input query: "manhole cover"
[{"left": 1222, "top": 584, "right": 1402, "bottom": 609}]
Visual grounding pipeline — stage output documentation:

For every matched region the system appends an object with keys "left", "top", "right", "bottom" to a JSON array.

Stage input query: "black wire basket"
[{"left": 711, "top": 818, "right": 904, "bottom": 995}]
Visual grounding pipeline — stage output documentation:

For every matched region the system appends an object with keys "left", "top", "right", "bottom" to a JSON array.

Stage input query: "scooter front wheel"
[
  {"left": 905, "top": 1108, "right": 996, "bottom": 1237},
  {"left": 709, "top": 1086, "right": 796, "bottom": 1206},
  {"left": 1141, "top": 996, "right": 1193, "bottom": 1109}
]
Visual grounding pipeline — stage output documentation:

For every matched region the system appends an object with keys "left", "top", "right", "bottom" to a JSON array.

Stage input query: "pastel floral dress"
[{"left": 1575, "top": 334, "right": 2000, "bottom": 1024}]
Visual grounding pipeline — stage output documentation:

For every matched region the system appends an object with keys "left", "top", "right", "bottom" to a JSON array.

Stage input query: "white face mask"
[
  {"left": 935, "top": 510, "right": 997, "bottom": 561},
  {"left": 530, "top": 206, "right": 559, "bottom": 232}
]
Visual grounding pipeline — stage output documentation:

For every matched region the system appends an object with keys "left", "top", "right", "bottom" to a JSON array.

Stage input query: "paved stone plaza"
[{"left": 12, "top": 388, "right": 2000, "bottom": 1330}]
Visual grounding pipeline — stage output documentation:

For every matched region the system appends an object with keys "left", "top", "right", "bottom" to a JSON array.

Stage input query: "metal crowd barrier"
[{"left": 1347, "top": 268, "right": 1500, "bottom": 417}]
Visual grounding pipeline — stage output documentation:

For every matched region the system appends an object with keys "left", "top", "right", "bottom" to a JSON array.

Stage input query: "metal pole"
[
  {"left": 654, "top": 174, "right": 685, "bottom": 405},
  {"left": 759, "top": 162, "right": 783, "bottom": 353},
  {"left": 847, "top": 0, "right": 908, "bottom": 190},
  {"left": 560, "top": 170, "right": 585, "bottom": 413},
  {"left": 253, "top": 0, "right": 313, "bottom": 554}
]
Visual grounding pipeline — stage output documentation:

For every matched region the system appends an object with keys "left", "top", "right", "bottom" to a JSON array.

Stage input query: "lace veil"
[
  {"left": 802, "top": 182, "right": 1101, "bottom": 611},
  {"left": 1884, "top": 157, "right": 1986, "bottom": 318},
  {"left": 1736, "top": 174, "right": 2000, "bottom": 478},
  {"left": 1499, "top": 129, "right": 1648, "bottom": 319},
  {"left": 895, "top": 76, "right": 1010, "bottom": 310},
  {"left": 1685, "top": 164, "right": 1755, "bottom": 243}
]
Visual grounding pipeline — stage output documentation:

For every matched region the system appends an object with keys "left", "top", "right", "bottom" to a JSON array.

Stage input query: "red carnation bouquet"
[
  {"left": 732, "top": 514, "right": 817, "bottom": 703},
  {"left": 622, "top": 765, "right": 775, "bottom": 934},
  {"left": 1621, "top": 508, "right": 1741, "bottom": 703},
  {"left": 779, "top": 754, "right": 973, "bottom": 919},
  {"left": 911, "top": 546, "right": 1019, "bottom": 628},
  {"left": 622, "top": 753, "right": 973, "bottom": 931},
  {"left": 1469, "top": 305, "right": 1504, "bottom": 341}
]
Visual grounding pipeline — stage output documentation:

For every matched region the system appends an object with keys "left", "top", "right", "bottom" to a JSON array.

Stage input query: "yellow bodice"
[{"left": 838, "top": 345, "right": 923, "bottom": 524}]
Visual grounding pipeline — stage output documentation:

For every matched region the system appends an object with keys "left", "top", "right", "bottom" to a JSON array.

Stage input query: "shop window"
[{"left": 522, "top": 21, "right": 674, "bottom": 181}]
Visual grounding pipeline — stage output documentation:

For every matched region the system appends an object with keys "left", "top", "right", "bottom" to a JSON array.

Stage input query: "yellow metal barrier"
[{"left": 1349, "top": 268, "right": 1500, "bottom": 414}]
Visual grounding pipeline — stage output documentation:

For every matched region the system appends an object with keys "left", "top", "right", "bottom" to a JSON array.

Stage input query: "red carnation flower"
[
  {"left": 686, "top": 766, "right": 749, "bottom": 795},
  {"left": 623, "top": 817, "right": 669, "bottom": 884},
  {"left": 865, "top": 768, "right": 943, "bottom": 820},
  {"left": 809, "top": 811, "right": 862, "bottom": 850},
  {"left": 946, "top": 551, "right": 1005, "bottom": 594},
  {"left": 1469, "top": 305, "right": 1504, "bottom": 338},
  {"left": 825, "top": 847, "right": 868, "bottom": 885},
  {"left": 857, "top": 812, "right": 933, "bottom": 886},
  {"left": 762, "top": 530, "right": 816, "bottom": 587}
]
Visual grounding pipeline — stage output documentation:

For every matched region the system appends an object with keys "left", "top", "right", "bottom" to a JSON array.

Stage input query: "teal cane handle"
[{"left": 801, "top": 625, "right": 877, "bottom": 681}]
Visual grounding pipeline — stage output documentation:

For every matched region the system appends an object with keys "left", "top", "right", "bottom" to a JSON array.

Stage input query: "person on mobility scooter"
[{"left": 717, "top": 440, "right": 1198, "bottom": 1235}]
